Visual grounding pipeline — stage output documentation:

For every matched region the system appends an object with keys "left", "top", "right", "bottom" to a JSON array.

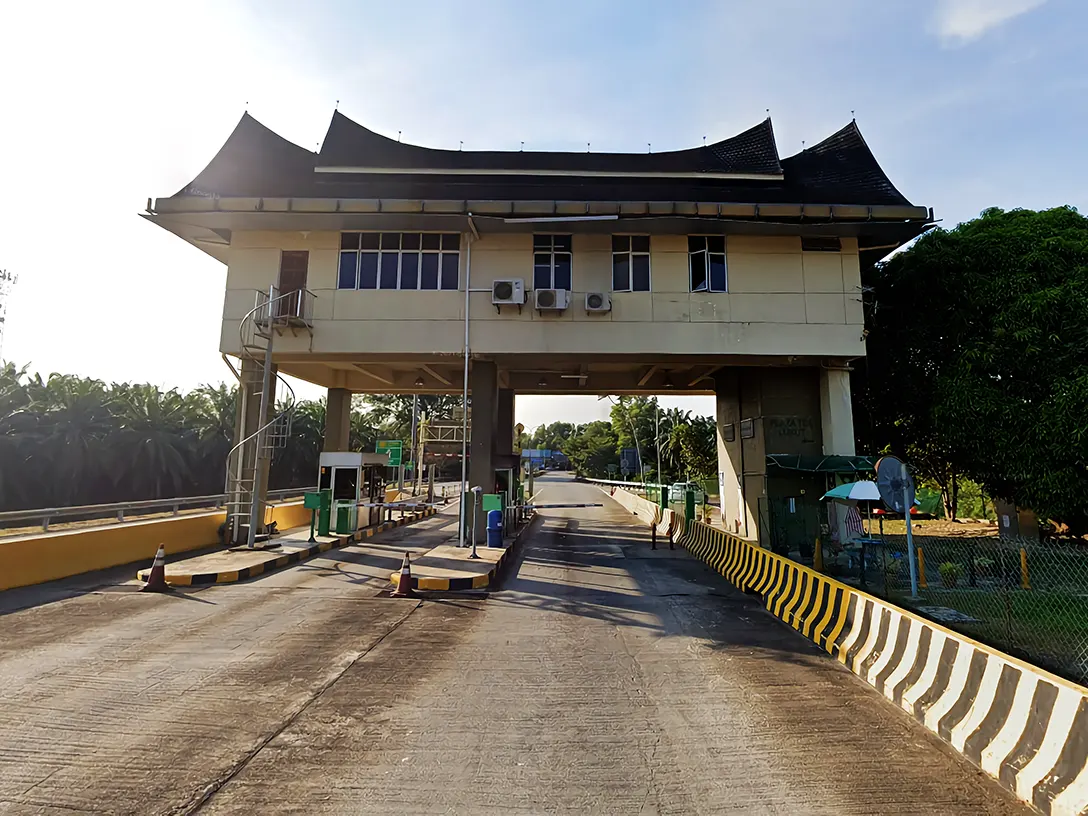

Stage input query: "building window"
[
  {"left": 688, "top": 235, "right": 727, "bottom": 292},
  {"left": 612, "top": 235, "right": 651, "bottom": 292},
  {"left": 533, "top": 234, "right": 572, "bottom": 290},
  {"left": 338, "top": 232, "right": 460, "bottom": 290}
]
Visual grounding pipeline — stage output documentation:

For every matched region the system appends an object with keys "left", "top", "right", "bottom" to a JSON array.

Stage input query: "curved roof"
[
  {"left": 167, "top": 111, "right": 915, "bottom": 208},
  {"left": 177, "top": 113, "right": 316, "bottom": 198},
  {"left": 780, "top": 121, "right": 910, "bottom": 206},
  {"left": 316, "top": 110, "right": 782, "bottom": 176}
]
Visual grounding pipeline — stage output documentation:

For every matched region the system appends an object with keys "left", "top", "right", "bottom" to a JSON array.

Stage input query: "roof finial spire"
[
  {"left": 766, "top": 108, "right": 770, "bottom": 117},
  {"left": 851, "top": 109, "right": 856, "bottom": 121},
  {"left": 801, "top": 140, "right": 806, "bottom": 150},
  {"left": 703, "top": 136, "right": 707, "bottom": 146},
  {"left": 245, "top": 100, "right": 249, "bottom": 111},
  {"left": 520, "top": 141, "right": 524, "bottom": 151},
  {"left": 398, "top": 130, "right": 402, "bottom": 142},
  {"left": 459, "top": 140, "right": 463, "bottom": 151},
  {"left": 647, "top": 143, "right": 651, "bottom": 153},
  {"left": 587, "top": 142, "right": 590, "bottom": 152},
  {"left": 335, "top": 99, "right": 339, "bottom": 110}
]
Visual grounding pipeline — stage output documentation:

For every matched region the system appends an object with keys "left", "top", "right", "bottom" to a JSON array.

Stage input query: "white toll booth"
[{"left": 318, "top": 452, "right": 389, "bottom": 532}]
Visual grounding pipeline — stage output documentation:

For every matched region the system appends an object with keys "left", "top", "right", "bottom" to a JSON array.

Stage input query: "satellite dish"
[{"left": 875, "top": 456, "right": 916, "bottom": 514}]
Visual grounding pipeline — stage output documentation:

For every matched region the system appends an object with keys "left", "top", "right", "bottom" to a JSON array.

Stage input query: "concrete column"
[
  {"left": 714, "top": 369, "right": 764, "bottom": 541},
  {"left": 495, "top": 388, "right": 515, "bottom": 457},
  {"left": 819, "top": 367, "right": 856, "bottom": 455},
  {"left": 323, "top": 387, "right": 352, "bottom": 451},
  {"left": 469, "top": 360, "right": 498, "bottom": 543},
  {"left": 714, "top": 371, "right": 744, "bottom": 535}
]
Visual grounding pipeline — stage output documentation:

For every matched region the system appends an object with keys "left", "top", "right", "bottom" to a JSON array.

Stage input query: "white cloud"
[{"left": 933, "top": 0, "right": 1047, "bottom": 44}]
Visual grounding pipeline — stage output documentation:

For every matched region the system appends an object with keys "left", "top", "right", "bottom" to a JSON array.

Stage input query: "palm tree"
[{"left": 111, "top": 384, "right": 196, "bottom": 499}]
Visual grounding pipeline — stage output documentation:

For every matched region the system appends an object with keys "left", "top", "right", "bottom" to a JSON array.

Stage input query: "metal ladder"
[{"left": 223, "top": 287, "right": 307, "bottom": 548}]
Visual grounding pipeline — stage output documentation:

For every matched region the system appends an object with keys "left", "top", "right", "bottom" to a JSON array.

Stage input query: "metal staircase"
[{"left": 223, "top": 286, "right": 315, "bottom": 548}]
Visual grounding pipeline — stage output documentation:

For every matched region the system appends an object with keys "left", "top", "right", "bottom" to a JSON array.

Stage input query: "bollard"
[
  {"left": 1020, "top": 547, "right": 1032, "bottom": 590},
  {"left": 813, "top": 537, "right": 823, "bottom": 572},
  {"left": 917, "top": 546, "right": 928, "bottom": 589}
]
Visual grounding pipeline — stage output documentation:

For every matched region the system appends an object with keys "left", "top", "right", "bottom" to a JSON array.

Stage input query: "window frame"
[
  {"left": 532, "top": 234, "right": 573, "bottom": 291},
  {"left": 687, "top": 235, "right": 728, "bottom": 293},
  {"left": 338, "top": 232, "right": 461, "bottom": 291},
  {"left": 611, "top": 234, "right": 651, "bottom": 292}
]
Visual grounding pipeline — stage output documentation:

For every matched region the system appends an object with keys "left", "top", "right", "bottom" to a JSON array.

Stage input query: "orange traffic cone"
[
  {"left": 140, "top": 544, "right": 171, "bottom": 593},
  {"left": 392, "top": 551, "right": 416, "bottom": 598}
]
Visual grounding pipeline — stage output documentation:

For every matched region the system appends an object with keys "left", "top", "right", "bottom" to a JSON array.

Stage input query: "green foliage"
[
  {"left": 668, "top": 416, "right": 717, "bottom": 480},
  {"left": 0, "top": 362, "right": 381, "bottom": 512},
  {"left": 563, "top": 420, "right": 619, "bottom": 478},
  {"left": 857, "top": 207, "right": 1088, "bottom": 532},
  {"left": 939, "top": 561, "right": 964, "bottom": 587},
  {"left": 526, "top": 421, "right": 575, "bottom": 452}
]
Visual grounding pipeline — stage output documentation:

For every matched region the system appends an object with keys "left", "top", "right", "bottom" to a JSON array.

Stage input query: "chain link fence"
[{"left": 817, "top": 533, "right": 1088, "bottom": 685}]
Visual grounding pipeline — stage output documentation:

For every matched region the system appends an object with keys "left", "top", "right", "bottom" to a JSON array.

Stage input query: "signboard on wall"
[{"left": 620, "top": 447, "right": 639, "bottom": 475}]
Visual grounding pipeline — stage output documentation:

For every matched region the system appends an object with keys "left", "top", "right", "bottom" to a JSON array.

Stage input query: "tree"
[
  {"left": 857, "top": 207, "right": 1088, "bottom": 532},
  {"left": 669, "top": 416, "right": 717, "bottom": 481},
  {"left": 528, "top": 421, "right": 575, "bottom": 452},
  {"left": 564, "top": 421, "right": 619, "bottom": 478},
  {"left": 358, "top": 394, "right": 460, "bottom": 439}
]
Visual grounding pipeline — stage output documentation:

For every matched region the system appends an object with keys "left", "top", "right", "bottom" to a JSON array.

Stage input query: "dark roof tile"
[{"left": 317, "top": 111, "right": 782, "bottom": 176}]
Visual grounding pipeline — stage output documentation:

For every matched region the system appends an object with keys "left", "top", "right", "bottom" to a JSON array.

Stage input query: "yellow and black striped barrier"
[{"left": 603, "top": 485, "right": 1088, "bottom": 816}]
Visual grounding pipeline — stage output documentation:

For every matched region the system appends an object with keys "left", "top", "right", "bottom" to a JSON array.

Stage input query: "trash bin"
[
  {"left": 486, "top": 509, "right": 503, "bottom": 548},
  {"left": 335, "top": 503, "right": 352, "bottom": 534}
]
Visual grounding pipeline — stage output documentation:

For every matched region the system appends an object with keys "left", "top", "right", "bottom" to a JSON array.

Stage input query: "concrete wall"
[
  {"left": 0, "top": 501, "right": 312, "bottom": 592},
  {"left": 222, "top": 231, "right": 864, "bottom": 358}
]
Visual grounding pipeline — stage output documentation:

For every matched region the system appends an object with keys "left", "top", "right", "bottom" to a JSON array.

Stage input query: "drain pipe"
[{"left": 458, "top": 217, "right": 476, "bottom": 546}]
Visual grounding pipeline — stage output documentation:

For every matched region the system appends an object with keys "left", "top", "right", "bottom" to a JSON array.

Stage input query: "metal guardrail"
[{"left": 0, "top": 487, "right": 316, "bottom": 535}]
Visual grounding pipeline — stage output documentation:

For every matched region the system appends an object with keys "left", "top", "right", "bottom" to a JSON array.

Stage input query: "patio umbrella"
[{"left": 822, "top": 481, "right": 881, "bottom": 502}]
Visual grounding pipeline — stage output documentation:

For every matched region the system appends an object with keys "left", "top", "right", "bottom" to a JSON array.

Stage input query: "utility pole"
[
  {"left": 655, "top": 400, "right": 662, "bottom": 486},
  {"left": 406, "top": 393, "right": 419, "bottom": 493}
]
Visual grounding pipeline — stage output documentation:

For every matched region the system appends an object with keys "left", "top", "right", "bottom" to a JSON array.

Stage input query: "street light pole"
[{"left": 655, "top": 401, "right": 662, "bottom": 485}]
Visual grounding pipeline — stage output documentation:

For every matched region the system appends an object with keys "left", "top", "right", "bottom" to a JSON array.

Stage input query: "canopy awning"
[{"left": 766, "top": 454, "right": 876, "bottom": 474}]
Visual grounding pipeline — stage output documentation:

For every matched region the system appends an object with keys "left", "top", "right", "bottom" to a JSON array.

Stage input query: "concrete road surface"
[{"left": 0, "top": 474, "right": 1029, "bottom": 815}]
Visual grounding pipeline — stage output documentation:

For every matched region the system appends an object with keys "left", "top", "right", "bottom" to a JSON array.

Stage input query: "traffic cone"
[
  {"left": 140, "top": 544, "right": 171, "bottom": 593},
  {"left": 392, "top": 551, "right": 416, "bottom": 598}
]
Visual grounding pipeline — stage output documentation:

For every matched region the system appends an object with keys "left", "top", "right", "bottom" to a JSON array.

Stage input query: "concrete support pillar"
[
  {"left": 323, "top": 387, "right": 352, "bottom": 452},
  {"left": 713, "top": 370, "right": 762, "bottom": 539},
  {"left": 495, "top": 388, "right": 515, "bottom": 457},
  {"left": 819, "top": 367, "right": 856, "bottom": 456},
  {"left": 469, "top": 360, "right": 498, "bottom": 543}
]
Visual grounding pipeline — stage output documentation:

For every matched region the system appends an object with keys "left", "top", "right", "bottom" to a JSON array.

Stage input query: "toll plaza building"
[{"left": 146, "top": 110, "right": 931, "bottom": 544}]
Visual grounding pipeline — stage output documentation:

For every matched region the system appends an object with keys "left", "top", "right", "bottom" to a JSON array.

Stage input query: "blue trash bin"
[{"left": 486, "top": 509, "right": 503, "bottom": 548}]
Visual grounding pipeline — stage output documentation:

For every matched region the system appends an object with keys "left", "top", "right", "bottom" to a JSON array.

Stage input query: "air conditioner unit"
[
  {"left": 492, "top": 279, "right": 525, "bottom": 306},
  {"left": 534, "top": 288, "right": 570, "bottom": 311},
  {"left": 585, "top": 292, "right": 612, "bottom": 313}
]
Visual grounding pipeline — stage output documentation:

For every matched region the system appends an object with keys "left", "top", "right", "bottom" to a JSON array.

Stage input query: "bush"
[{"left": 939, "top": 561, "right": 964, "bottom": 588}]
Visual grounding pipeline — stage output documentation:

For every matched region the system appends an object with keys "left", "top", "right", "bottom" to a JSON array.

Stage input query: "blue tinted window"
[
  {"left": 612, "top": 255, "right": 629, "bottom": 292},
  {"left": 440, "top": 253, "right": 458, "bottom": 290},
  {"left": 338, "top": 251, "right": 358, "bottom": 289},
  {"left": 379, "top": 253, "right": 398, "bottom": 289},
  {"left": 632, "top": 255, "right": 650, "bottom": 292},
  {"left": 420, "top": 253, "right": 439, "bottom": 289},
  {"left": 401, "top": 253, "right": 419, "bottom": 290},
  {"left": 359, "top": 253, "right": 378, "bottom": 288},
  {"left": 553, "top": 256, "right": 572, "bottom": 290},
  {"left": 709, "top": 255, "right": 727, "bottom": 292}
]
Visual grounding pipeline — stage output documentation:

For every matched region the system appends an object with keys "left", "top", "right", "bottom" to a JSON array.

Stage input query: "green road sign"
[{"left": 376, "top": 439, "right": 403, "bottom": 467}]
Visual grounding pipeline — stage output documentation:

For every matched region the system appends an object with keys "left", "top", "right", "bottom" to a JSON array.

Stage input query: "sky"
[{"left": 1, "top": 0, "right": 1084, "bottom": 432}]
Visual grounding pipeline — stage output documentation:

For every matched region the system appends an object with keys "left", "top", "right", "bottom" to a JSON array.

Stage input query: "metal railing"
[{"left": 0, "top": 487, "right": 316, "bottom": 536}]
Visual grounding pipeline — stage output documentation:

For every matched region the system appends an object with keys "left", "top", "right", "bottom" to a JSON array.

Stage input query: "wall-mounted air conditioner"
[
  {"left": 585, "top": 292, "right": 611, "bottom": 313},
  {"left": 492, "top": 279, "right": 525, "bottom": 306},
  {"left": 534, "top": 288, "right": 570, "bottom": 311}
]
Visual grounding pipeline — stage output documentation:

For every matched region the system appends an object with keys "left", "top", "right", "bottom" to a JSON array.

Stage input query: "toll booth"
[{"left": 318, "top": 452, "right": 388, "bottom": 533}]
